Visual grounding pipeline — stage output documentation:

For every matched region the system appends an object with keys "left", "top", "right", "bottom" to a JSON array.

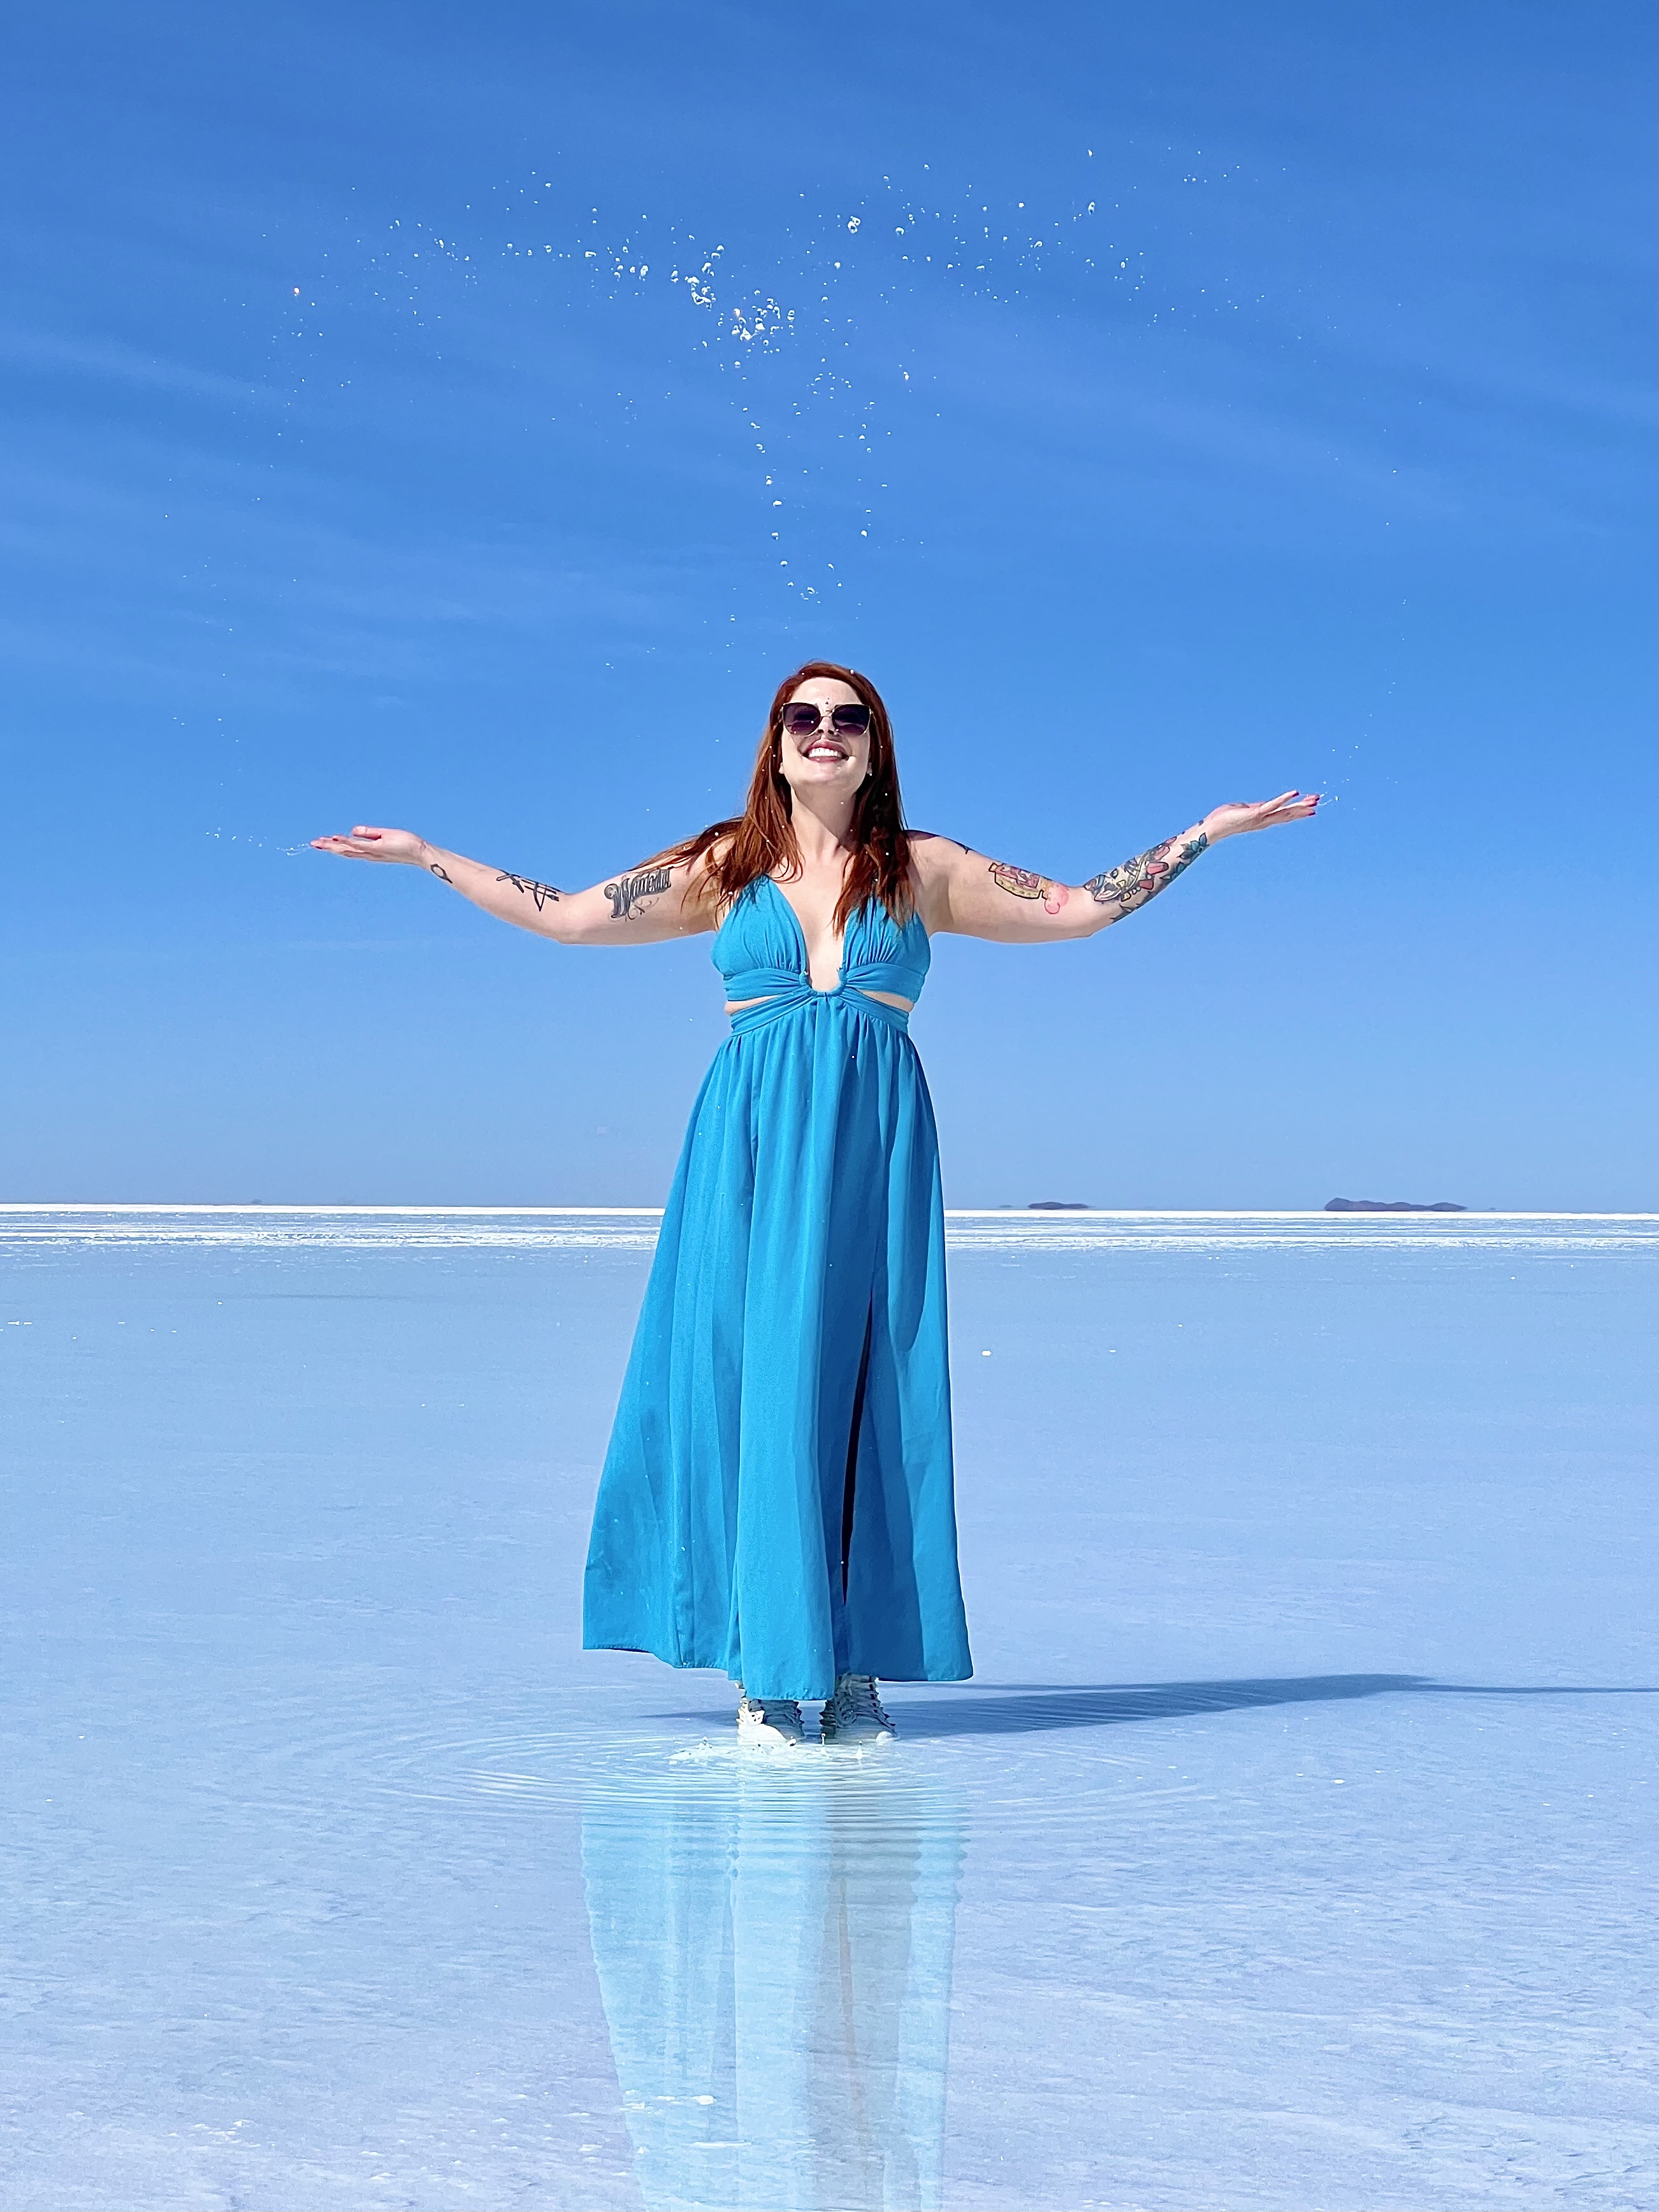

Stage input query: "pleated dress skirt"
[{"left": 582, "top": 878, "right": 973, "bottom": 1703}]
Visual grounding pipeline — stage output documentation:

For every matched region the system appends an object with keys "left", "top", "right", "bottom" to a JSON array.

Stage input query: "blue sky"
[{"left": 3, "top": 0, "right": 1653, "bottom": 1207}]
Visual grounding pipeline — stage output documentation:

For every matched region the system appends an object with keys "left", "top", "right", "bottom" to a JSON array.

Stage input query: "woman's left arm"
[{"left": 915, "top": 792, "right": 1319, "bottom": 942}]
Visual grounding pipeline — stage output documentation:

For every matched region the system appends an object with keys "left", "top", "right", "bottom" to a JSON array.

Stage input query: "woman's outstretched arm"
[
  {"left": 309, "top": 826, "right": 716, "bottom": 944},
  {"left": 913, "top": 792, "right": 1319, "bottom": 943}
]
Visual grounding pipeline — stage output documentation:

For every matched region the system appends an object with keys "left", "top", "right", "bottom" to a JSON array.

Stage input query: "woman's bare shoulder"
[
  {"left": 907, "top": 830, "right": 976, "bottom": 879},
  {"left": 683, "top": 830, "right": 755, "bottom": 925},
  {"left": 906, "top": 832, "right": 977, "bottom": 930}
]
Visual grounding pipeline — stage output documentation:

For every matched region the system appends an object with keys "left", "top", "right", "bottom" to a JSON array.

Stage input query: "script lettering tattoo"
[
  {"left": 1085, "top": 832, "right": 1208, "bottom": 915},
  {"left": 495, "top": 871, "right": 562, "bottom": 912},
  {"left": 429, "top": 863, "right": 454, "bottom": 885},
  {"left": 988, "top": 860, "right": 1069, "bottom": 916},
  {"left": 604, "top": 865, "right": 673, "bottom": 921}
]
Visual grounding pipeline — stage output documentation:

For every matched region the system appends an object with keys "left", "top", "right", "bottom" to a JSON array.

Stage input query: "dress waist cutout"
[{"left": 724, "top": 975, "right": 913, "bottom": 1035}]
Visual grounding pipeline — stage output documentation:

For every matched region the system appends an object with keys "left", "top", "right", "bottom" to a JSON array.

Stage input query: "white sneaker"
[
  {"left": 735, "top": 1688, "right": 805, "bottom": 1747},
  {"left": 819, "top": 1673, "right": 897, "bottom": 1745}
]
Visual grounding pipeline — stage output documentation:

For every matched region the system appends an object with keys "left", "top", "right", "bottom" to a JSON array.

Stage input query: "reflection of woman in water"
[
  {"left": 315, "top": 661, "right": 1317, "bottom": 1746},
  {"left": 583, "top": 1767, "right": 965, "bottom": 2211}
]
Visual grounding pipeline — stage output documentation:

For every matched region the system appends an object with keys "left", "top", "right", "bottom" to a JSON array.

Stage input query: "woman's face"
[{"left": 778, "top": 676, "right": 872, "bottom": 804}]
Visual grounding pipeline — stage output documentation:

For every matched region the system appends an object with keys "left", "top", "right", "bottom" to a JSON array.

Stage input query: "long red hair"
[{"left": 656, "top": 661, "right": 913, "bottom": 931}]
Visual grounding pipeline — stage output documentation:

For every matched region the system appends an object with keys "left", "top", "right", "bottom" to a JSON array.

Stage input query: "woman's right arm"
[{"left": 309, "top": 825, "right": 714, "bottom": 944}]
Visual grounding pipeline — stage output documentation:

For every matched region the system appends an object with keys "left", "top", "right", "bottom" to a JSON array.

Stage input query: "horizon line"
[{"left": 2, "top": 1203, "right": 1654, "bottom": 1222}]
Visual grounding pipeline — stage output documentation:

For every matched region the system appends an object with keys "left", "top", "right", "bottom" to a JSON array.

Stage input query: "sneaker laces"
[{"left": 831, "top": 1673, "right": 891, "bottom": 1727}]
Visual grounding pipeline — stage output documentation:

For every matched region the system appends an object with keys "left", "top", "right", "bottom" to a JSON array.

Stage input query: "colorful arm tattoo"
[
  {"left": 1084, "top": 832, "right": 1208, "bottom": 915},
  {"left": 987, "top": 860, "right": 1069, "bottom": 916}
]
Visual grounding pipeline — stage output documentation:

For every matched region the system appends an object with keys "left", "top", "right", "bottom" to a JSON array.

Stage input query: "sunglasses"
[{"left": 780, "top": 702, "right": 872, "bottom": 739}]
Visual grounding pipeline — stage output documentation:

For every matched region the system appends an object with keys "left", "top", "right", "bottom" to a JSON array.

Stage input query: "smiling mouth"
[{"left": 804, "top": 741, "right": 848, "bottom": 762}]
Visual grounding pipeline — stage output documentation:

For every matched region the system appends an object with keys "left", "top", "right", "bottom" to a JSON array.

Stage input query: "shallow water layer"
[{"left": 2, "top": 1210, "right": 1655, "bottom": 2211}]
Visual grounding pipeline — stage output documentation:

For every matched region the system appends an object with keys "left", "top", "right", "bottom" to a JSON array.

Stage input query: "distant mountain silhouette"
[
  {"left": 1028, "top": 1200, "right": 1090, "bottom": 1210},
  {"left": 1325, "top": 1197, "right": 1467, "bottom": 1213}
]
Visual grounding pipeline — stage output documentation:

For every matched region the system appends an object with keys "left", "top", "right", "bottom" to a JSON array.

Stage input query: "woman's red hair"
[{"left": 656, "top": 661, "right": 913, "bottom": 932}]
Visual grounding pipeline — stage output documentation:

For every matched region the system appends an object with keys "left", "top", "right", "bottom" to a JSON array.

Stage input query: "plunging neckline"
[{"left": 765, "top": 875, "right": 844, "bottom": 995}]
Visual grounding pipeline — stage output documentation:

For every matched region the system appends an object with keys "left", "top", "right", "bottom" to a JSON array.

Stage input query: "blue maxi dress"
[{"left": 583, "top": 876, "right": 973, "bottom": 1703}]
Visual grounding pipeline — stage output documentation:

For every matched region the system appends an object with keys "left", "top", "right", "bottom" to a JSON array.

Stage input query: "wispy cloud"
[{"left": 0, "top": 325, "right": 285, "bottom": 411}]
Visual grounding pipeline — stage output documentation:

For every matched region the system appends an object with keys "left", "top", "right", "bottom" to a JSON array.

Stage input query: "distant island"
[
  {"left": 1325, "top": 1197, "right": 1467, "bottom": 1213},
  {"left": 1027, "top": 1200, "right": 1091, "bottom": 1210}
]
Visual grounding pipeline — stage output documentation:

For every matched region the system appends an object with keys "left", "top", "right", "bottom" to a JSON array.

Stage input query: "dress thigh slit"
[{"left": 841, "top": 1305, "right": 874, "bottom": 1598}]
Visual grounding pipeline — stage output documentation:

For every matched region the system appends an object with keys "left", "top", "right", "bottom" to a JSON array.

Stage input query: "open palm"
[
  {"left": 1206, "top": 790, "right": 1320, "bottom": 839},
  {"left": 310, "top": 825, "right": 426, "bottom": 863}
]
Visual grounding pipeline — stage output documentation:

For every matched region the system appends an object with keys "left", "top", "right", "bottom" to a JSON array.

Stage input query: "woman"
[{"left": 314, "top": 661, "right": 1317, "bottom": 1749}]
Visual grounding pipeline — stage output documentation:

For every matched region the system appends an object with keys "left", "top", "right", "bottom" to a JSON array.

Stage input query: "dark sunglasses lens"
[
  {"left": 831, "top": 705, "right": 872, "bottom": 734},
  {"left": 782, "top": 705, "right": 822, "bottom": 735}
]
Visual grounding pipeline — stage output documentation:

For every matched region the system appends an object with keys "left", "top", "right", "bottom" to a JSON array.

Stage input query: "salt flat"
[{"left": 2, "top": 1210, "right": 1654, "bottom": 2211}]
